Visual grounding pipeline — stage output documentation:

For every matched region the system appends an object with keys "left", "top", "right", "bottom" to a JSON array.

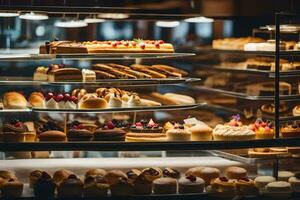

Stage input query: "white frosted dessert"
[
  {"left": 108, "top": 94, "right": 122, "bottom": 108},
  {"left": 82, "top": 69, "right": 96, "bottom": 82},
  {"left": 45, "top": 98, "right": 59, "bottom": 109},
  {"left": 213, "top": 124, "right": 255, "bottom": 141}
]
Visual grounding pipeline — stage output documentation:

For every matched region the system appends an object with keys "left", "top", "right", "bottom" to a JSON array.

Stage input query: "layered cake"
[{"left": 212, "top": 37, "right": 265, "bottom": 50}]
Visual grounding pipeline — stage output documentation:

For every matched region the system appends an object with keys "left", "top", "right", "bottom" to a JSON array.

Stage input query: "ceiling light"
[
  {"left": 97, "top": 13, "right": 129, "bottom": 19},
  {"left": 155, "top": 21, "right": 180, "bottom": 28},
  {"left": 84, "top": 17, "right": 105, "bottom": 23},
  {"left": 55, "top": 20, "right": 88, "bottom": 28},
  {"left": 184, "top": 17, "right": 214, "bottom": 23},
  {"left": 0, "top": 12, "right": 19, "bottom": 17},
  {"left": 19, "top": 12, "right": 48, "bottom": 20}
]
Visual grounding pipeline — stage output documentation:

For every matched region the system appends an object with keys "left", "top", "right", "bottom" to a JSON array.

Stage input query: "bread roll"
[
  {"left": 79, "top": 94, "right": 107, "bottom": 109},
  {"left": 3, "top": 92, "right": 27, "bottom": 109},
  {"left": 29, "top": 92, "right": 45, "bottom": 108}
]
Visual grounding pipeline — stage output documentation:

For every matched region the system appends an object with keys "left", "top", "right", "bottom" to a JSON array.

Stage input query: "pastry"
[
  {"left": 151, "top": 64, "right": 188, "bottom": 77},
  {"left": 38, "top": 121, "right": 66, "bottom": 141},
  {"left": 246, "top": 82, "right": 291, "bottom": 96},
  {"left": 224, "top": 166, "right": 248, "bottom": 180},
  {"left": 244, "top": 40, "right": 294, "bottom": 51},
  {"left": 141, "top": 167, "right": 162, "bottom": 182},
  {"left": 148, "top": 65, "right": 182, "bottom": 77},
  {"left": 107, "top": 93, "right": 123, "bottom": 108},
  {"left": 2, "top": 119, "right": 28, "bottom": 142},
  {"left": 104, "top": 170, "right": 127, "bottom": 185},
  {"left": 235, "top": 178, "right": 258, "bottom": 196},
  {"left": 140, "top": 98, "right": 162, "bottom": 106},
  {"left": 293, "top": 105, "right": 300, "bottom": 116},
  {"left": 162, "top": 168, "right": 180, "bottom": 179},
  {"left": 53, "top": 169, "right": 73, "bottom": 185},
  {"left": 166, "top": 124, "right": 191, "bottom": 141},
  {"left": 125, "top": 119, "right": 166, "bottom": 142},
  {"left": 281, "top": 122, "right": 300, "bottom": 138},
  {"left": 131, "top": 64, "right": 166, "bottom": 78},
  {"left": 57, "top": 174, "right": 83, "bottom": 198},
  {"left": 72, "top": 88, "right": 87, "bottom": 100},
  {"left": 122, "top": 94, "right": 141, "bottom": 107},
  {"left": 132, "top": 173, "right": 152, "bottom": 195},
  {"left": 29, "top": 92, "right": 45, "bottom": 108},
  {"left": 0, "top": 179, "right": 24, "bottom": 198},
  {"left": 249, "top": 119, "right": 275, "bottom": 139},
  {"left": 29, "top": 170, "right": 42, "bottom": 188},
  {"left": 40, "top": 41, "right": 74, "bottom": 54},
  {"left": 288, "top": 172, "right": 300, "bottom": 192},
  {"left": 79, "top": 93, "right": 107, "bottom": 109},
  {"left": 178, "top": 175, "right": 205, "bottom": 194},
  {"left": 212, "top": 37, "right": 265, "bottom": 50},
  {"left": 0, "top": 171, "right": 17, "bottom": 181},
  {"left": 126, "top": 169, "right": 141, "bottom": 181},
  {"left": 188, "top": 122, "right": 212, "bottom": 141},
  {"left": 94, "top": 121, "right": 126, "bottom": 141},
  {"left": 185, "top": 167, "right": 220, "bottom": 185},
  {"left": 67, "top": 121, "right": 93, "bottom": 141},
  {"left": 82, "top": 69, "right": 96, "bottom": 82},
  {"left": 33, "top": 171, "right": 56, "bottom": 198},
  {"left": 85, "top": 169, "right": 107, "bottom": 179},
  {"left": 248, "top": 148, "right": 288, "bottom": 157},
  {"left": 261, "top": 103, "right": 288, "bottom": 114},
  {"left": 266, "top": 181, "right": 292, "bottom": 198},
  {"left": 153, "top": 177, "right": 177, "bottom": 194},
  {"left": 210, "top": 177, "right": 236, "bottom": 199},
  {"left": 278, "top": 171, "right": 295, "bottom": 182},
  {"left": 23, "top": 122, "right": 36, "bottom": 142},
  {"left": 92, "top": 64, "right": 137, "bottom": 79},
  {"left": 108, "top": 63, "right": 152, "bottom": 78},
  {"left": 254, "top": 176, "right": 276, "bottom": 189},
  {"left": 110, "top": 177, "right": 134, "bottom": 196},
  {"left": 48, "top": 67, "right": 82, "bottom": 82},
  {"left": 33, "top": 66, "right": 49, "bottom": 81},
  {"left": 84, "top": 175, "right": 109, "bottom": 197},
  {"left": 93, "top": 70, "right": 116, "bottom": 79},
  {"left": 3, "top": 92, "right": 27, "bottom": 109}
]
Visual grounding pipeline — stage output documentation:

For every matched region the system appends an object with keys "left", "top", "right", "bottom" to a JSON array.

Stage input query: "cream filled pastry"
[
  {"left": 107, "top": 94, "right": 122, "bottom": 108},
  {"left": 123, "top": 94, "right": 141, "bottom": 107}
]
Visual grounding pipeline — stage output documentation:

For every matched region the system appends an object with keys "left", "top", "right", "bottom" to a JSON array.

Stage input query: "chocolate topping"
[
  {"left": 186, "top": 175, "right": 197, "bottom": 182},
  {"left": 162, "top": 168, "right": 180, "bottom": 179},
  {"left": 143, "top": 168, "right": 159, "bottom": 176}
]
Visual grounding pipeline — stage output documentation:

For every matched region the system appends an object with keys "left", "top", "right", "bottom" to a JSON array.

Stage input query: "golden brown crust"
[
  {"left": 149, "top": 92, "right": 177, "bottom": 105},
  {"left": 72, "top": 89, "right": 87, "bottom": 100},
  {"left": 85, "top": 169, "right": 107, "bottom": 178},
  {"left": 148, "top": 65, "right": 182, "bottom": 77},
  {"left": 53, "top": 169, "right": 73, "bottom": 185},
  {"left": 38, "top": 130, "right": 66, "bottom": 141},
  {"left": 3, "top": 92, "right": 28, "bottom": 109},
  {"left": 131, "top": 64, "right": 166, "bottom": 78},
  {"left": 92, "top": 64, "right": 136, "bottom": 79},
  {"left": 79, "top": 94, "right": 107, "bottom": 109},
  {"left": 151, "top": 64, "right": 188, "bottom": 76},
  {"left": 93, "top": 70, "right": 116, "bottom": 79},
  {"left": 29, "top": 92, "right": 45, "bottom": 108}
]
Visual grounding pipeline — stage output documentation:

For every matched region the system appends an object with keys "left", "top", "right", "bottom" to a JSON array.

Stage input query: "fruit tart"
[{"left": 249, "top": 118, "right": 275, "bottom": 139}]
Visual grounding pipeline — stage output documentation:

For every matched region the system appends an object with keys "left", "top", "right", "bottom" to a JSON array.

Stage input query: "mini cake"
[
  {"left": 224, "top": 166, "right": 248, "bottom": 179},
  {"left": 29, "top": 170, "right": 42, "bottom": 188},
  {"left": 293, "top": 105, "right": 300, "bottom": 116},
  {"left": 125, "top": 119, "right": 166, "bottom": 142},
  {"left": 185, "top": 167, "right": 220, "bottom": 185},
  {"left": 261, "top": 103, "right": 288, "bottom": 114},
  {"left": 254, "top": 176, "right": 276, "bottom": 189},
  {"left": 53, "top": 169, "right": 73, "bottom": 186},
  {"left": 288, "top": 172, "right": 300, "bottom": 192},
  {"left": 38, "top": 121, "right": 66, "bottom": 141},
  {"left": 23, "top": 121, "right": 36, "bottom": 142},
  {"left": 235, "top": 178, "right": 258, "bottom": 196},
  {"left": 0, "top": 179, "right": 24, "bottom": 198},
  {"left": 153, "top": 177, "right": 177, "bottom": 194},
  {"left": 45, "top": 92, "right": 78, "bottom": 109},
  {"left": 163, "top": 168, "right": 180, "bottom": 179},
  {"left": 249, "top": 119, "right": 275, "bottom": 139},
  {"left": 141, "top": 167, "right": 162, "bottom": 182},
  {"left": 84, "top": 175, "right": 109, "bottom": 197},
  {"left": 82, "top": 69, "right": 96, "bottom": 82},
  {"left": 278, "top": 171, "right": 295, "bottom": 182},
  {"left": 2, "top": 119, "right": 28, "bottom": 142},
  {"left": 104, "top": 170, "right": 127, "bottom": 186},
  {"left": 94, "top": 121, "right": 126, "bottom": 141},
  {"left": 210, "top": 177, "right": 236, "bottom": 199},
  {"left": 266, "top": 181, "right": 292, "bottom": 198},
  {"left": 132, "top": 174, "right": 152, "bottom": 195},
  {"left": 110, "top": 177, "right": 134, "bottom": 196},
  {"left": 178, "top": 175, "right": 205, "bottom": 194},
  {"left": 281, "top": 122, "right": 300, "bottom": 138},
  {"left": 67, "top": 121, "right": 93, "bottom": 141},
  {"left": 188, "top": 123, "right": 212, "bottom": 141},
  {"left": 57, "top": 174, "right": 83, "bottom": 198},
  {"left": 33, "top": 171, "right": 56, "bottom": 198},
  {"left": 166, "top": 124, "right": 191, "bottom": 141},
  {"left": 33, "top": 66, "right": 49, "bottom": 81},
  {"left": 48, "top": 67, "right": 82, "bottom": 82}
]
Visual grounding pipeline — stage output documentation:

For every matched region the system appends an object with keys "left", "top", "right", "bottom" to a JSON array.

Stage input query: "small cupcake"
[
  {"left": 266, "top": 181, "right": 292, "bottom": 199},
  {"left": 0, "top": 179, "right": 24, "bottom": 198},
  {"left": 188, "top": 123, "right": 212, "bottom": 141},
  {"left": 162, "top": 168, "right": 180, "bottom": 179},
  {"left": 178, "top": 175, "right": 205, "bottom": 194},
  {"left": 224, "top": 166, "right": 248, "bottom": 180},
  {"left": 84, "top": 175, "right": 109, "bottom": 197},
  {"left": 67, "top": 121, "right": 93, "bottom": 141},
  {"left": 33, "top": 171, "right": 56, "bottom": 198},
  {"left": 110, "top": 177, "right": 134, "bottom": 196},
  {"left": 29, "top": 170, "right": 42, "bottom": 188},
  {"left": 166, "top": 124, "right": 191, "bottom": 141},
  {"left": 249, "top": 119, "right": 274, "bottom": 139},
  {"left": 53, "top": 169, "right": 73, "bottom": 186},
  {"left": 153, "top": 177, "right": 177, "bottom": 194},
  {"left": 185, "top": 167, "right": 220, "bottom": 185},
  {"left": 254, "top": 176, "right": 276, "bottom": 191},
  {"left": 141, "top": 167, "right": 162, "bottom": 182},
  {"left": 104, "top": 170, "right": 127, "bottom": 186},
  {"left": 57, "top": 174, "right": 84, "bottom": 198},
  {"left": 133, "top": 174, "right": 152, "bottom": 195}
]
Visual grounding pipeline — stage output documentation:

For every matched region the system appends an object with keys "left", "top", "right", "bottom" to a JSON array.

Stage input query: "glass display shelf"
[
  {"left": 0, "top": 53, "right": 195, "bottom": 61},
  {"left": 0, "top": 77, "right": 201, "bottom": 86},
  {"left": 191, "top": 86, "right": 300, "bottom": 101},
  {"left": 0, "top": 138, "right": 299, "bottom": 152}
]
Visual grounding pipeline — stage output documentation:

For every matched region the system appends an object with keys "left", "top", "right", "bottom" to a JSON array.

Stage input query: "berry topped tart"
[
  {"left": 249, "top": 118, "right": 275, "bottom": 139},
  {"left": 94, "top": 120, "right": 127, "bottom": 141},
  {"left": 67, "top": 121, "right": 93, "bottom": 141},
  {"left": 281, "top": 122, "right": 300, "bottom": 138}
]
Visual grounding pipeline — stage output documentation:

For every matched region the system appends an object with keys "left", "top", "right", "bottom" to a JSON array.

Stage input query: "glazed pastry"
[
  {"left": 133, "top": 173, "right": 152, "bottom": 195},
  {"left": 104, "top": 170, "right": 127, "bottom": 186},
  {"left": 3, "top": 92, "right": 27, "bottom": 109},
  {"left": 85, "top": 169, "right": 107, "bottom": 179},
  {"left": 2, "top": 119, "right": 28, "bottom": 142},
  {"left": 288, "top": 172, "right": 300, "bottom": 192},
  {"left": 126, "top": 169, "right": 141, "bottom": 181},
  {"left": 33, "top": 171, "right": 56, "bottom": 198},
  {"left": 122, "top": 94, "right": 141, "bottom": 107},
  {"left": 224, "top": 166, "right": 248, "bottom": 179},
  {"left": 235, "top": 178, "right": 258, "bottom": 196},
  {"left": 185, "top": 167, "right": 220, "bottom": 185},
  {"left": 281, "top": 122, "right": 300, "bottom": 138},
  {"left": 293, "top": 105, "right": 300, "bottom": 116},
  {"left": 110, "top": 177, "right": 134, "bottom": 196},
  {"left": 178, "top": 175, "right": 205, "bottom": 194},
  {"left": 141, "top": 167, "right": 163, "bottom": 182},
  {"left": 148, "top": 65, "right": 182, "bottom": 77},
  {"left": 188, "top": 122, "right": 212, "bottom": 141},
  {"left": 29, "top": 92, "right": 45, "bottom": 108},
  {"left": 48, "top": 67, "right": 82, "bottom": 82},
  {"left": 57, "top": 174, "right": 83, "bottom": 198},
  {"left": 53, "top": 169, "right": 73, "bottom": 185},
  {"left": 72, "top": 88, "right": 87, "bottom": 100},
  {"left": 84, "top": 175, "right": 109, "bottom": 197},
  {"left": 125, "top": 119, "right": 166, "bottom": 142},
  {"left": 79, "top": 93, "right": 107, "bottom": 109},
  {"left": 94, "top": 121, "right": 126, "bottom": 141},
  {"left": 33, "top": 66, "right": 49, "bottom": 81},
  {"left": 249, "top": 119, "right": 275, "bottom": 139},
  {"left": 67, "top": 121, "right": 93, "bottom": 141},
  {"left": 153, "top": 177, "right": 177, "bottom": 194},
  {"left": 166, "top": 124, "right": 191, "bottom": 141},
  {"left": 29, "top": 170, "right": 42, "bottom": 188},
  {"left": 210, "top": 177, "right": 236, "bottom": 199},
  {"left": 82, "top": 69, "right": 96, "bottom": 82},
  {"left": 278, "top": 171, "right": 295, "bottom": 182},
  {"left": 163, "top": 168, "right": 180, "bottom": 179},
  {"left": 266, "top": 181, "right": 292, "bottom": 198},
  {"left": 254, "top": 176, "right": 276, "bottom": 189},
  {"left": 108, "top": 63, "right": 152, "bottom": 78},
  {"left": 0, "top": 179, "right": 24, "bottom": 198},
  {"left": 151, "top": 64, "right": 188, "bottom": 77}
]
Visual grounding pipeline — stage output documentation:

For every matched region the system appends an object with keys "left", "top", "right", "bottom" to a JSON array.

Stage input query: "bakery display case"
[{"left": 0, "top": 1, "right": 300, "bottom": 200}]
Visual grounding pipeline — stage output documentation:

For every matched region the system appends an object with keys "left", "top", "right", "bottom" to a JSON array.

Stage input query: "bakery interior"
[{"left": 0, "top": 0, "right": 299, "bottom": 199}]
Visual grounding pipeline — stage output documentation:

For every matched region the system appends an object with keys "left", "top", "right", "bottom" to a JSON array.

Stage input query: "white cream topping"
[{"left": 46, "top": 98, "right": 59, "bottom": 109}]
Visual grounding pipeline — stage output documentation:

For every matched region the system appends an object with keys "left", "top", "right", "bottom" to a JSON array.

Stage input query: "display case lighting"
[
  {"left": 84, "top": 15, "right": 106, "bottom": 23},
  {"left": 97, "top": 13, "right": 129, "bottom": 19},
  {"left": 184, "top": 16, "right": 214, "bottom": 23},
  {"left": 19, "top": 12, "right": 48, "bottom": 20},
  {"left": 0, "top": 12, "right": 19, "bottom": 17},
  {"left": 55, "top": 19, "right": 88, "bottom": 28},
  {"left": 155, "top": 21, "right": 180, "bottom": 28}
]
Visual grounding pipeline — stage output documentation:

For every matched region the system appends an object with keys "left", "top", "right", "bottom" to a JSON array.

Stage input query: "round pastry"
[
  {"left": 249, "top": 119, "right": 275, "bottom": 139},
  {"left": 57, "top": 174, "right": 84, "bottom": 198},
  {"left": 266, "top": 181, "right": 292, "bottom": 198},
  {"left": 210, "top": 177, "right": 236, "bottom": 199},
  {"left": 2, "top": 119, "right": 28, "bottom": 142},
  {"left": 188, "top": 123, "right": 212, "bottom": 141},
  {"left": 185, "top": 167, "right": 220, "bottom": 185},
  {"left": 278, "top": 171, "right": 295, "bottom": 182},
  {"left": 141, "top": 167, "right": 162, "bottom": 182},
  {"left": 94, "top": 128, "right": 126, "bottom": 141},
  {"left": 288, "top": 172, "right": 300, "bottom": 192},
  {"left": 33, "top": 171, "right": 56, "bottom": 198},
  {"left": 235, "top": 178, "right": 258, "bottom": 196},
  {"left": 110, "top": 177, "right": 134, "bottom": 196},
  {"left": 84, "top": 175, "right": 109, "bottom": 197},
  {"left": 3, "top": 91, "right": 27, "bottom": 109},
  {"left": 72, "top": 88, "right": 87, "bottom": 100},
  {"left": 162, "top": 168, "right": 180, "bottom": 179},
  {"left": 53, "top": 169, "right": 73, "bottom": 185},
  {"left": 126, "top": 169, "right": 141, "bottom": 181},
  {"left": 133, "top": 174, "right": 152, "bottom": 195},
  {"left": 29, "top": 92, "right": 45, "bottom": 108},
  {"left": 38, "top": 130, "right": 66, "bottom": 141},
  {"left": 0, "top": 179, "right": 24, "bottom": 198},
  {"left": 178, "top": 175, "right": 205, "bottom": 194},
  {"left": 166, "top": 124, "right": 191, "bottom": 141},
  {"left": 293, "top": 105, "right": 300, "bottom": 116},
  {"left": 104, "top": 170, "right": 127, "bottom": 186},
  {"left": 125, "top": 119, "right": 166, "bottom": 142},
  {"left": 79, "top": 93, "right": 107, "bottom": 109},
  {"left": 0, "top": 170, "right": 17, "bottom": 181},
  {"left": 153, "top": 177, "right": 177, "bottom": 194},
  {"left": 29, "top": 170, "right": 42, "bottom": 188},
  {"left": 254, "top": 176, "right": 276, "bottom": 189},
  {"left": 67, "top": 121, "right": 93, "bottom": 141},
  {"left": 281, "top": 122, "right": 300, "bottom": 138},
  {"left": 85, "top": 169, "right": 107, "bottom": 179},
  {"left": 224, "top": 166, "right": 248, "bottom": 180}
]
